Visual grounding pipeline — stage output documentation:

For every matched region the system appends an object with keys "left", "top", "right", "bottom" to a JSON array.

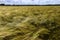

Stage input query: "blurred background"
[{"left": 0, "top": 0, "right": 60, "bottom": 5}]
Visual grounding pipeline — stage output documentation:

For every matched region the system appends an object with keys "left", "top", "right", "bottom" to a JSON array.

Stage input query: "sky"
[{"left": 0, "top": 0, "right": 60, "bottom": 5}]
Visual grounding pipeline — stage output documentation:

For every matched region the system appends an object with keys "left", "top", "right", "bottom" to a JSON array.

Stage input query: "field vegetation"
[{"left": 0, "top": 6, "right": 60, "bottom": 40}]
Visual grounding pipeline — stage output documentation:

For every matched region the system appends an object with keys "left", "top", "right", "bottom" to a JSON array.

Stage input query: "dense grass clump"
[{"left": 0, "top": 6, "right": 60, "bottom": 40}]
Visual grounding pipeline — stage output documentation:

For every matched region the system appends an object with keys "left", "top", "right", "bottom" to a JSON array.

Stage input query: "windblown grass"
[{"left": 0, "top": 6, "right": 60, "bottom": 40}]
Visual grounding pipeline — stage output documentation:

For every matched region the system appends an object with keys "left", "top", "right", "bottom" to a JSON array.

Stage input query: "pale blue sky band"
[{"left": 0, "top": 0, "right": 60, "bottom": 5}]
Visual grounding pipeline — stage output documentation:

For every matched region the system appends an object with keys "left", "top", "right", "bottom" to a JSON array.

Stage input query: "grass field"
[{"left": 0, "top": 6, "right": 60, "bottom": 40}]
